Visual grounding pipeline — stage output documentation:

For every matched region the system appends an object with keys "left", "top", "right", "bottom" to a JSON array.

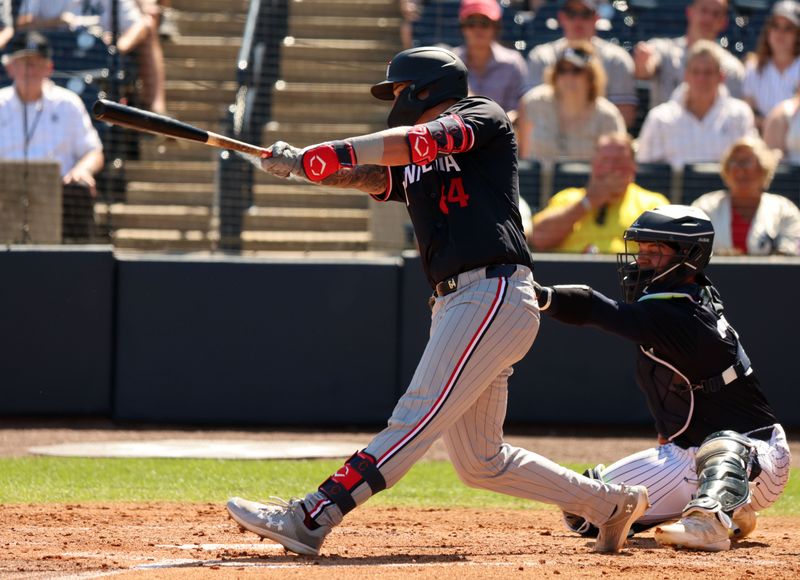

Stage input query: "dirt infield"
[
  {"left": 2, "top": 503, "right": 800, "bottom": 579},
  {"left": 2, "top": 423, "right": 798, "bottom": 579}
]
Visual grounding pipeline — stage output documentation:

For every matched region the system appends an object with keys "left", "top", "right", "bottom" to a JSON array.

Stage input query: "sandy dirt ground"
[
  {"left": 1, "top": 503, "right": 799, "bottom": 580},
  {"left": 1, "top": 421, "right": 797, "bottom": 579}
]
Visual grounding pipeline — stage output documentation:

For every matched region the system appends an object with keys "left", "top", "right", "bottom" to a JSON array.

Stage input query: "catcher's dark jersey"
[
  {"left": 371, "top": 96, "right": 533, "bottom": 289},
  {"left": 544, "top": 281, "right": 777, "bottom": 449}
]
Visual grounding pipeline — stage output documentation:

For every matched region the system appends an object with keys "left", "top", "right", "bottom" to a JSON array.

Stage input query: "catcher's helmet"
[
  {"left": 617, "top": 205, "right": 715, "bottom": 303},
  {"left": 371, "top": 46, "right": 468, "bottom": 127}
]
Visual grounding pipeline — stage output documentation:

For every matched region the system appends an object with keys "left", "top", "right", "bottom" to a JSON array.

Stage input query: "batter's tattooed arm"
[{"left": 319, "top": 165, "right": 388, "bottom": 195}]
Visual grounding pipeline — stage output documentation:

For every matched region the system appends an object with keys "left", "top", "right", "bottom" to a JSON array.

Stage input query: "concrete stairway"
[
  {"left": 245, "top": 0, "right": 403, "bottom": 252},
  {"left": 104, "top": 0, "right": 248, "bottom": 251},
  {"left": 105, "top": 0, "right": 403, "bottom": 253}
]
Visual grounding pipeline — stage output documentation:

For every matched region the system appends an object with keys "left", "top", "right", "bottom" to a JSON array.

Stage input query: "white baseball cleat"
[
  {"left": 654, "top": 511, "right": 731, "bottom": 551},
  {"left": 227, "top": 496, "right": 330, "bottom": 556},
  {"left": 595, "top": 485, "right": 650, "bottom": 553}
]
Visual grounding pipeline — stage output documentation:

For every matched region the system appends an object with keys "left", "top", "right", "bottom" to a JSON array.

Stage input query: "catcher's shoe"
[
  {"left": 595, "top": 485, "right": 650, "bottom": 553},
  {"left": 654, "top": 511, "right": 731, "bottom": 552},
  {"left": 227, "top": 496, "right": 330, "bottom": 556},
  {"left": 732, "top": 504, "right": 757, "bottom": 541}
]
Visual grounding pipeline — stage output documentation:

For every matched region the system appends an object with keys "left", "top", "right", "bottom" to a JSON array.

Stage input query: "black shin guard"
[{"left": 318, "top": 451, "right": 386, "bottom": 516}]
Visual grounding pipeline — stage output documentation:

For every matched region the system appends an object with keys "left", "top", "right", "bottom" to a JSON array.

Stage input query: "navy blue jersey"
[
  {"left": 543, "top": 282, "right": 777, "bottom": 448},
  {"left": 371, "top": 97, "right": 533, "bottom": 289}
]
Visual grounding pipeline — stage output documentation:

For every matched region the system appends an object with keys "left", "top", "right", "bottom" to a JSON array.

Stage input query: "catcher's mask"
[
  {"left": 617, "top": 205, "right": 715, "bottom": 303},
  {"left": 370, "top": 46, "right": 468, "bottom": 127}
]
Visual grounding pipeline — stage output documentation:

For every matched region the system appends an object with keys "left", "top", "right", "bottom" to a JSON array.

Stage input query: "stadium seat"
[
  {"left": 681, "top": 163, "right": 725, "bottom": 205},
  {"left": 627, "top": 0, "right": 690, "bottom": 41},
  {"left": 413, "top": 0, "right": 463, "bottom": 48},
  {"left": 518, "top": 158, "right": 542, "bottom": 213},
  {"left": 635, "top": 162, "right": 673, "bottom": 200},
  {"left": 726, "top": 0, "right": 771, "bottom": 56},
  {"left": 552, "top": 161, "right": 592, "bottom": 195},
  {"left": 769, "top": 163, "right": 800, "bottom": 206},
  {"left": 523, "top": 2, "right": 562, "bottom": 49}
]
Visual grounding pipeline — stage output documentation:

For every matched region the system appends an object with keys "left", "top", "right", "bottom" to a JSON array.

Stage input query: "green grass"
[{"left": 0, "top": 457, "right": 797, "bottom": 516}]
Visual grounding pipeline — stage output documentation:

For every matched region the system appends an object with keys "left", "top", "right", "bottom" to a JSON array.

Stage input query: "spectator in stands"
[
  {"left": 692, "top": 136, "right": 800, "bottom": 255},
  {"left": 527, "top": 0, "right": 637, "bottom": 127},
  {"left": 763, "top": 87, "right": 800, "bottom": 162},
  {"left": 136, "top": 0, "right": 179, "bottom": 41},
  {"left": 399, "top": 1, "right": 421, "bottom": 49},
  {"left": 634, "top": 0, "right": 745, "bottom": 109},
  {"left": 0, "top": 0, "right": 12, "bottom": 50},
  {"left": 0, "top": 32, "right": 104, "bottom": 241},
  {"left": 452, "top": 0, "right": 530, "bottom": 122},
  {"left": 636, "top": 40, "right": 755, "bottom": 169},
  {"left": 16, "top": 0, "right": 167, "bottom": 115},
  {"left": 517, "top": 41, "right": 624, "bottom": 165},
  {"left": 529, "top": 132, "right": 669, "bottom": 253},
  {"left": 743, "top": 1, "right": 800, "bottom": 131}
]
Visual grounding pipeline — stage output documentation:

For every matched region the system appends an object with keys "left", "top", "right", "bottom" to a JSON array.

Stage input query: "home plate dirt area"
[
  {"left": 2, "top": 427, "right": 798, "bottom": 579},
  {"left": 1, "top": 502, "right": 799, "bottom": 579}
]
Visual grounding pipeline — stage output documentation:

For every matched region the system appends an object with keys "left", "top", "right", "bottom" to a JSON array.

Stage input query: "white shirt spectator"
[
  {"left": 692, "top": 189, "right": 800, "bottom": 255},
  {"left": 0, "top": 80, "right": 102, "bottom": 177},
  {"left": 743, "top": 57, "right": 800, "bottom": 118},
  {"left": 19, "top": 0, "right": 142, "bottom": 35},
  {"left": 1, "top": 0, "right": 11, "bottom": 28},
  {"left": 636, "top": 84, "right": 755, "bottom": 168},
  {"left": 644, "top": 36, "right": 745, "bottom": 109}
]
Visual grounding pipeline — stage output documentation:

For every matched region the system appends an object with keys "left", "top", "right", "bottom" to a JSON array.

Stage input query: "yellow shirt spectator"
[{"left": 533, "top": 183, "right": 670, "bottom": 253}]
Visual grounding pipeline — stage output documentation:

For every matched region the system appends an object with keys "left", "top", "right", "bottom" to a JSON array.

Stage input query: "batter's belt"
[{"left": 435, "top": 264, "right": 518, "bottom": 297}]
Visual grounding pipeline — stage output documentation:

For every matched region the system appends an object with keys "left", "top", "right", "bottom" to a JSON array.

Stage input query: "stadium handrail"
[{"left": 217, "top": 0, "right": 289, "bottom": 251}]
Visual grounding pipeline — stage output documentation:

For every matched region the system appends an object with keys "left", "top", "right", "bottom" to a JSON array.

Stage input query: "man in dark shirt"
[
  {"left": 534, "top": 205, "right": 789, "bottom": 551},
  {"left": 225, "top": 46, "right": 649, "bottom": 557}
]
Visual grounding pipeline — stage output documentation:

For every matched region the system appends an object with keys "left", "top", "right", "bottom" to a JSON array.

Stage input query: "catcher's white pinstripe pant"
[
  {"left": 597, "top": 424, "right": 791, "bottom": 525},
  {"left": 304, "top": 265, "right": 631, "bottom": 528}
]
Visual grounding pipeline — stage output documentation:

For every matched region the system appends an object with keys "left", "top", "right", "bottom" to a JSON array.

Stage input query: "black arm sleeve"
[
  {"left": 545, "top": 285, "right": 594, "bottom": 325},
  {"left": 547, "top": 286, "right": 689, "bottom": 350}
]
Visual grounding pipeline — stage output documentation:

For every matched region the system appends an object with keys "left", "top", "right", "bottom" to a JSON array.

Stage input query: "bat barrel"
[{"left": 92, "top": 99, "right": 209, "bottom": 142}]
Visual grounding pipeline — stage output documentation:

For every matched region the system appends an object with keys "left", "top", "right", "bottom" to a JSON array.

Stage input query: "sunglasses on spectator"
[
  {"left": 461, "top": 17, "right": 495, "bottom": 28},
  {"left": 562, "top": 7, "right": 596, "bottom": 20},
  {"left": 556, "top": 64, "right": 585, "bottom": 75},
  {"left": 769, "top": 21, "right": 797, "bottom": 33},
  {"left": 727, "top": 158, "right": 759, "bottom": 169}
]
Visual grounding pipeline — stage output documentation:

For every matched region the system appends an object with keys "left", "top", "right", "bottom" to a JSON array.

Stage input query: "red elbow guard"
[
  {"left": 407, "top": 125, "right": 439, "bottom": 165},
  {"left": 407, "top": 115, "right": 474, "bottom": 166}
]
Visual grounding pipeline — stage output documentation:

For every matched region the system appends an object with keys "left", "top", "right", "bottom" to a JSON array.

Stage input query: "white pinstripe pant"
[
  {"left": 598, "top": 424, "right": 791, "bottom": 525},
  {"left": 306, "top": 266, "right": 629, "bottom": 528}
]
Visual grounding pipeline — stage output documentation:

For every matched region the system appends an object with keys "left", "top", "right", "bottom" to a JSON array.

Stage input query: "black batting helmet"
[
  {"left": 371, "top": 46, "right": 469, "bottom": 127},
  {"left": 617, "top": 205, "right": 715, "bottom": 303}
]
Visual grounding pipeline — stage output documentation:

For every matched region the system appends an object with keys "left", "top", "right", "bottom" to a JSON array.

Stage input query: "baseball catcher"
[
  {"left": 225, "top": 46, "right": 649, "bottom": 556},
  {"left": 534, "top": 205, "right": 790, "bottom": 551}
]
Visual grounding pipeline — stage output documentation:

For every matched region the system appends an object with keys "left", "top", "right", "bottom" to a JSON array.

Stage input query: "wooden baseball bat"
[{"left": 92, "top": 99, "right": 272, "bottom": 158}]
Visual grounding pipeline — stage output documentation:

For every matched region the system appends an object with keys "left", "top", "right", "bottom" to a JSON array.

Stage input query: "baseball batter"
[
  {"left": 534, "top": 205, "right": 790, "bottom": 551},
  {"left": 226, "top": 46, "right": 648, "bottom": 556}
]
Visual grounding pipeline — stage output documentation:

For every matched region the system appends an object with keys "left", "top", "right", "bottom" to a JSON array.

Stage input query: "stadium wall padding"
[
  {"left": 0, "top": 247, "right": 115, "bottom": 415},
  {"left": 112, "top": 255, "right": 403, "bottom": 424},
  {"left": 2, "top": 249, "right": 798, "bottom": 427}
]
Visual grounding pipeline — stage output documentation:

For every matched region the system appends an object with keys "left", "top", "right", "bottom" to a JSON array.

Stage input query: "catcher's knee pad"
[
  {"left": 318, "top": 451, "right": 386, "bottom": 516},
  {"left": 689, "top": 430, "right": 753, "bottom": 515},
  {"left": 562, "top": 464, "right": 605, "bottom": 537}
]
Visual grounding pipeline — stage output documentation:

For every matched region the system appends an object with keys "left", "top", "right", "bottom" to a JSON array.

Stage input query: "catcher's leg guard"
[
  {"left": 685, "top": 430, "right": 753, "bottom": 519},
  {"left": 562, "top": 465, "right": 605, "bottom": 537}
]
